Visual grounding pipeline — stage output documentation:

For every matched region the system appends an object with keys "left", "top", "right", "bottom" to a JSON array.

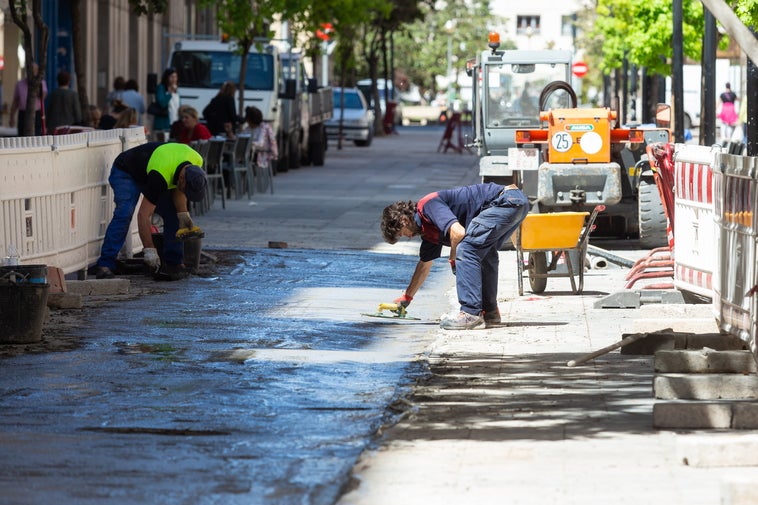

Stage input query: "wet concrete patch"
[{"left": 0, "top": 248, "right": 444, "bottom": 505}]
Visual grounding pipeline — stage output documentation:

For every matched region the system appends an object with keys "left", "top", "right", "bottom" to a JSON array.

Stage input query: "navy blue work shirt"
[{"left": 414, "top": 182, "right": 504, "bottom": 262}]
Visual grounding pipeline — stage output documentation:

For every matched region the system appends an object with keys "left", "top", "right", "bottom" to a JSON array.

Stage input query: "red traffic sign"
[
  {"left": 572, "top": 61, "right": 588, "bottom": 78},
  {"left": 316, "top": 22, "right": 334, "bottom": 42}
]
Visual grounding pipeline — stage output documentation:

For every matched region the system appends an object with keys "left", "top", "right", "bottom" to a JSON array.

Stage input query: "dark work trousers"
[
  {"left": 455, "top": 187, "right": 529, "bottom": 316},
  {"left": 97, "top": 167, "right": 183, "bottom": 270}
]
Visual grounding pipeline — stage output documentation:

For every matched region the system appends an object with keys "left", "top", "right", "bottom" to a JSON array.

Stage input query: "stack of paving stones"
[{"left": 621, "top": 329, "right": 758, "bottom": 429}]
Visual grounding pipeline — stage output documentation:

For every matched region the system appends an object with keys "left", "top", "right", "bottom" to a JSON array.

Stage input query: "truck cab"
[
  {"left": 169, "top": 39, "right": 281, "bottom": 133},
  {"left": 469, "top": 34, "right": 572, "bottom": 185}
]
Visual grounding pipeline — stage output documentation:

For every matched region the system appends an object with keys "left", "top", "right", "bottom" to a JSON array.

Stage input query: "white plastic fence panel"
[
  {"left": 713, "top": 152, "right": 757, "bottom": 356},
  {"left": 672, "top": 143, "right": 719, "bottom": 299},
  {"left": 0, "top": 130, "right": 146, "bottom": 275}
]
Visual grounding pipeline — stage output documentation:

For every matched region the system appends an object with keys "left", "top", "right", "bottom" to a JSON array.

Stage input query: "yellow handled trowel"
[{"left": 362, "top": 302, "right": 421, "bottom": 320}]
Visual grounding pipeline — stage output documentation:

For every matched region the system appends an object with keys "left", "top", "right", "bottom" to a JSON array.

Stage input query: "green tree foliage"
[
  {"left": 578, "top": 0, "right": 705, "bottom": 76},
  {"left": 732, "top": 0, "right": 758, "bottom": 27},
  {"left": 197, "top": 0, "right": 312, "bottom": 114},
  {"left": 392, "top": 1, "right": 505, "bottom": 101}
]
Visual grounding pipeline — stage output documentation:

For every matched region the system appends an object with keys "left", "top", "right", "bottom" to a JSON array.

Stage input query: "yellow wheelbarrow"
[{"left": 515, "top": 205, "right": 604, "bottom": 295}]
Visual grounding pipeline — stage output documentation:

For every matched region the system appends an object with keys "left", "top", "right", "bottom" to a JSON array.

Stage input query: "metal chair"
[
  {"left": 189, "top": 140, "right": 211, "bottom": 215},
  {"left": 254, "top": 152, "right": 275, "bottom": 195},
  {"left": 204, "top": 139, "right": 227, "bottom": 210},
  {"left": 224, "top": 135, "right": 254, "bottom": 199}
]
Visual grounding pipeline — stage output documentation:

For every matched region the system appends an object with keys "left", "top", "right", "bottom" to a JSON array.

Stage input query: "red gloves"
[
  {"left": 449, "top": 259, "right": 456, "bottom": 275},
  {"left": 393, "top": 293, "right": 413, "bottom": 308}
]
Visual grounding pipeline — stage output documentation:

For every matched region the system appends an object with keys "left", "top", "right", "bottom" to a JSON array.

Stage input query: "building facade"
[{"left": 0, "top": 0, "right": 217, "bottom": 126}]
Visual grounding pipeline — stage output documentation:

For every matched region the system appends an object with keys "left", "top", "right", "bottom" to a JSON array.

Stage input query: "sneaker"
[
  {"left": 440, "top": 311, "right": 486, "bottom": 330},
  {"left": 95, "top": 266, "right": 115, "bottom": 279},
  {"left": 483, "top": 308, "right": 501, "bottom": 327}
]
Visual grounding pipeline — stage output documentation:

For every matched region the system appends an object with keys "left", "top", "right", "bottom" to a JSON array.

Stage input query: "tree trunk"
[{"left": 71, "top": 0, "right": 92, "bottom": 126}]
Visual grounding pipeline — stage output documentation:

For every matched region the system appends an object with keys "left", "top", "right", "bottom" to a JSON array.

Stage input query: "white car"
[{"left": 325, "top": 87, "right": 375, "bottom": 147}]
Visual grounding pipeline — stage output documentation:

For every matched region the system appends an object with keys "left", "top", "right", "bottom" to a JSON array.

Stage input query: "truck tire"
[
  {"left": 638, "top": 178, "right": 668, "bottom": 248},
  {"left": 309, "top": 125, "right": 326, "bottom": 166},
  {"left": 276, "top": 134, "right": 289, "bottom": 173},
  {"left": 289, "top": 131, "right": 301, "bottom": 169}
]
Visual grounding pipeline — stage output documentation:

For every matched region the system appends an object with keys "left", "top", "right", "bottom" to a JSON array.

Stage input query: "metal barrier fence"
[
  {"left": 713, "top": 151, "right": 758, "bottom": 358},
  {"left": 0, "top": 128, "right": 146, "bottom": 276},
  {"left": 673, "top": 144, "right": 720, "bottom": 299}
]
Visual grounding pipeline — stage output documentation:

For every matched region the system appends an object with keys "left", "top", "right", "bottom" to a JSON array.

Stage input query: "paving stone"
[
  {"left": 620, "top": 331, "right": 686, "bottom": 354},
  {"left": 732, "top": 403, "right": 758, "bottom": 429},
  {"left": 687, "top": 333, "right": 747, "bottom": 351},
  {"left": 46, "top": 292, "right": 83, "bottom": 309},
  {"left": 654, "top": 374, "right": 758, "bottom": 400},
  {"left": 722, "top": 479, "right": 758, "bottom": 505},
  {"left": 622, "top": 332, "right": 746, "bottom": 355},
  {"left": 46, "top": 266, "right": 67, "bottom": 294},
  {"left": 632, "top": 303, "right": 720, "bottom": 333},
  {"left": 66, "top": 279, "right": 130, "bottom": 296},
  {"left": 594, "top": 290, "right": 640, "bottom": 309},
  {"left": 653, "top": 402, "right": 732, "bottom": 429},
  {"left": 655, "top": 350, "right": 757, "bottom": 374},
  {"left": 675, "top": 434, "right": 758, "bottom": 466}
]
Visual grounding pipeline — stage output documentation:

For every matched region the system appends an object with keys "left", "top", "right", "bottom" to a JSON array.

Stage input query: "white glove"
[
  {"left": 177, "top": 212, "right": 194, "bottom": 230},
  {"left": 143, "top": 247, "right": 161, "bottom": 269}
]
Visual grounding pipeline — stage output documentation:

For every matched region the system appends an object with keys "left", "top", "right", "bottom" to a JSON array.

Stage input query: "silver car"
[{"left": 325, "top": 87, "right": 375, "bottom": 147}]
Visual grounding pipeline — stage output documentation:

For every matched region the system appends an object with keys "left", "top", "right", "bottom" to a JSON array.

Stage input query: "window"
[
  {"left": 516, "top": 15, "right": 541, "bottom": 36},
  {"left": 561, "top": 15, "right": 576, "bottom": 38},
  {"left": 171, "top": 50, "right": 275, "bottom": 91}
]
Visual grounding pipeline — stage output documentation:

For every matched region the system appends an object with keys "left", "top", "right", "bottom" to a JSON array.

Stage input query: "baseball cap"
[{"left": 183, "top": 165, "right": 208, "bottom": 202}]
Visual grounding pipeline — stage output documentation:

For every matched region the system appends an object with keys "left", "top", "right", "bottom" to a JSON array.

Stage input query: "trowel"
[{"left": 362, "top": 302, "right": 421, "bottom": 320}]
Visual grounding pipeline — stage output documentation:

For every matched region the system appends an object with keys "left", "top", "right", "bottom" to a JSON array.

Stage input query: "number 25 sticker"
[{"left": 551, "top": 132, "right": 572, "bottom": 152}]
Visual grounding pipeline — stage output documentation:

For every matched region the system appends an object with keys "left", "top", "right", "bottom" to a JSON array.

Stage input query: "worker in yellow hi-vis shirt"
[{"left": 94, "top": 142, "right": 207, "bottom": 281}]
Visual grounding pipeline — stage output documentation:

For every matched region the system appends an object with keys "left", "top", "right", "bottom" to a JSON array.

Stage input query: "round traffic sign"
[{"left": 572, "top": 61, "right": 588, "bottom": 78}]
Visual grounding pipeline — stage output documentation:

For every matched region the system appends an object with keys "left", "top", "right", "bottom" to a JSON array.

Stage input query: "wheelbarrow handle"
[{"left": 578, "top": 205, "right": 605, "bottom": 246}]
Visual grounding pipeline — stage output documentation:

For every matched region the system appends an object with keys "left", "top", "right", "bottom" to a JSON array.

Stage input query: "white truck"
[{"left": 168, "top": 39, "right": 332, "bottom": 171}]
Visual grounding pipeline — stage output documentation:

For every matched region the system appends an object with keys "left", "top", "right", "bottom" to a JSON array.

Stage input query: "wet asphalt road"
[{"left": 0, "top": 127, "right": 474, "bottom": 504}]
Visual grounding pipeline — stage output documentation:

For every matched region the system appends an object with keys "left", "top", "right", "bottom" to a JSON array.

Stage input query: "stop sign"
[{"left": 572, "top": 61, "right": 588, "bottom": 78}]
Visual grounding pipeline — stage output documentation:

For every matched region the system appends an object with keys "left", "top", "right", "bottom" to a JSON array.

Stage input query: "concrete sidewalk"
[{"left": 335, "top": 251, "right": 758, "bottom": 505}]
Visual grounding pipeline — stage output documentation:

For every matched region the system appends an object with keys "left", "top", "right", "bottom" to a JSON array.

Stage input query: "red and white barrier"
[{"left": 672, "top": 144, "right": 719, "bottom": 299}]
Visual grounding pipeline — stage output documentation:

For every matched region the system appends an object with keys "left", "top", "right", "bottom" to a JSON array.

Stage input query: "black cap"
[{"left": 183, "top": 165, "right": 207, "bottom": 202}]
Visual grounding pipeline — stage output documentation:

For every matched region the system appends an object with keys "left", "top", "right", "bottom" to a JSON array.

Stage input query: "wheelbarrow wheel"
[{"left": 528, "top": 251, "right": 548, "bottom": 294}]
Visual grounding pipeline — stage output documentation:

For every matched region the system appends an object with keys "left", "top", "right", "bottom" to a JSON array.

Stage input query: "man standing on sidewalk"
[{"left": 381, "top": 182, "right": 529, "bottom": 330}]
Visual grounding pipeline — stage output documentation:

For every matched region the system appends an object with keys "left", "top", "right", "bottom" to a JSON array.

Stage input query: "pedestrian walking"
[
  {"left": 94, "top": 142, "right": 207, "bottom": 281},
  {"left": 151, "top": 67, "right": 180, "bottom": 132},
  {"left": 381, "top": 182, "right": 529, "bottom": 329},
  {"left": 46, "top": 71, "right": 82, "bottom": 132},
  {"left": 9, "top": 63, "right": 48, "bottom": 136},
  {"left": 718, "top": 82, "right": 739, "bottom": 143}
]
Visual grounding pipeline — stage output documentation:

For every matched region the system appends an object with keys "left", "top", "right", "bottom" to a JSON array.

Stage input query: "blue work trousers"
[
  {"left": 96, "top": 167, "right": 182, "bottom": 270},
  {"left": 455, "top": 188, "right": 529, "bottom": 315}
]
